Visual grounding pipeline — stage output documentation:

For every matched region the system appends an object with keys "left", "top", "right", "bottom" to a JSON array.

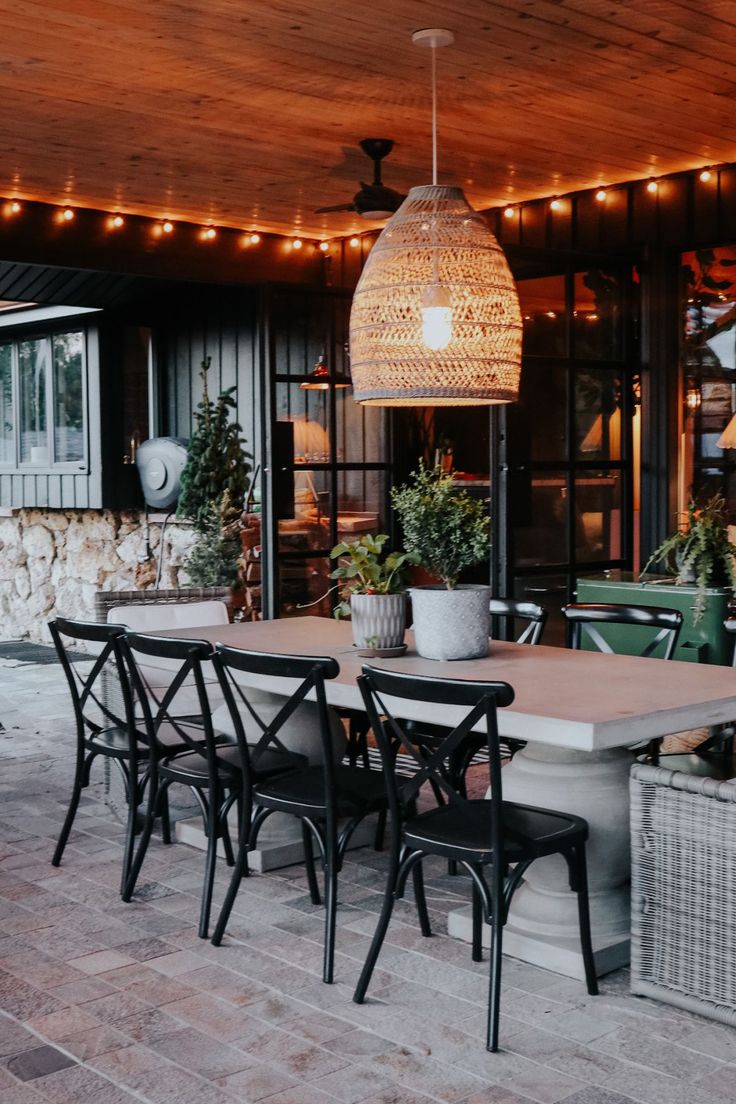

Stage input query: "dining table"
[{"left": 156, "top": 614, "right": 736, "bottom": 981}]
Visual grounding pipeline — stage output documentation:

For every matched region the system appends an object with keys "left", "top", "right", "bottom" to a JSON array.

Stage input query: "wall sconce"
[{"left": 685, "top": 383, "right": 702, "bottom": 414}]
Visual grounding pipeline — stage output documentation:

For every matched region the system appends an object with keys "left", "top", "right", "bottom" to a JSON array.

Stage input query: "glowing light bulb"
[
  {"left": 503, "top": 206, "right": 515, "bottom": 219},
  {"left": 161, "top": 220, "right": 174, "bottom": 234},
  {"left": 248, "top": 232, "right": 261, "bottom": 244},
  {"left": 421, "top": 286, "right": 453, "bottom": 351},
  {"left": 699, "top": 169, "right": 712, "bottom": 182},
  {"left": 110, "top": 214, "right": 124, "bottom": 228},
  {"left": 550, "top": 198, "right": 562, "bottom": 211},
  {"left": 319, "top": 241, "right": 329, "bottom": 252},
  {"left": 595, "top": 189, "right": 607, "bottom": 202},
  {"left": 8, "top": 201, "right": 21, "bottom": 215},
  {"left": 62, "top": 207, "right": 75, "bottom": 221},
  {"left": 646, "top": 179, "right": 658, "bottom": 194},
  {"left": 292, "top": 238, "right": 303, "bottom": 250},
  {"left": 349, "top": 236, "right": 360, "bottom": 248},
  {"left": 202, "top": 226, "right": 217, "bottom": 240}
]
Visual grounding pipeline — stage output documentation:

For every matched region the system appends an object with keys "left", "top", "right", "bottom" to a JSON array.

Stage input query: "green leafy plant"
[
  {"left": 184, "top": 495, "right": 241, "bottom": 588},
  {"left": 177, "top": 358, "right": 251, "bottom": 532},
  {"left": 329, "top": 533, "right": 418, "bottom": 618},
  {"left": 641, "top": 493, "right": 736, "bottom": 622},
  {"left": 391, "top": 462, "right": 490, "bottom": 590}
]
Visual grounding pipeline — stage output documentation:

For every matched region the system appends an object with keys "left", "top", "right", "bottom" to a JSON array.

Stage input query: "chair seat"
[
  {"left": 161, "top": 743, "right": 305, "bottom": 786},
  {"left": 254, "top": 764, "right": 387, "bottom": 817},
  {"left": 86, "top": 722, "right": 209, "bottom": 760},
  {"left": 403, "top": 799, "right": 588, "bottom": 863}
]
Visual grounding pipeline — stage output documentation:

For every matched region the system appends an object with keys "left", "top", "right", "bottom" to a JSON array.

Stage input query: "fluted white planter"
[
  {"left": 350, "top": 592, "right": 407, "bottom": 649},
  {"left": 410, "top": 584, "right": 491, "bottom": 660}
]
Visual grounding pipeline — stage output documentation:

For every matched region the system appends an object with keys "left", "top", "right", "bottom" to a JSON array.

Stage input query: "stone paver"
[{"left": 0, "top": 657, "right": 733, "bottom": 1104}]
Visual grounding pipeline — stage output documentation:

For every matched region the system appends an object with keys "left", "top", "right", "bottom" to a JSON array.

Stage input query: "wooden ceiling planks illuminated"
[{"left": 0, "top": 0, "right": 735, "bottom": 237}]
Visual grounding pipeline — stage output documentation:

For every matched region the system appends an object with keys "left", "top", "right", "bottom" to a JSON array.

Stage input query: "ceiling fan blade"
[{"left": 314, "top": 202, "right": 355, "bottom": 214}]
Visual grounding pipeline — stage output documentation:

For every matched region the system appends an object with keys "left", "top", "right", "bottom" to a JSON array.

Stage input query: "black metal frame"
[
  {"left": 354, "top": 664, "right": 598, "bottom": 1052},
  {"left": 563, "top": 602, "right": 683, "bottom": 659}
]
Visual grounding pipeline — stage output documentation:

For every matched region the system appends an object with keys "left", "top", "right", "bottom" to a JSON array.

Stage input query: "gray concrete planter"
[
  {"left": 410, "top": 584, "right": 491, "bottom": 660},
  {"left": 350, "top": 592, "right": 407, "bottom": 649}
]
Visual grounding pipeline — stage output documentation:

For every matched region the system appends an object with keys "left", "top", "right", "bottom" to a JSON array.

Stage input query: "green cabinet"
[{"left": 576, "top": 573, "right": 733, "bottom": 665}]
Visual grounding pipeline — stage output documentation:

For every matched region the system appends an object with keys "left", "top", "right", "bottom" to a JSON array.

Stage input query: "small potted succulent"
[
  {"left": 641, "top": 492, "right": 736, "bottom": 623},
  {"left": 392, "top": 462, "right": 491, "bottom": 660},
  {"left": 330, "top": 533, "right": 418, "bottom": 652}
]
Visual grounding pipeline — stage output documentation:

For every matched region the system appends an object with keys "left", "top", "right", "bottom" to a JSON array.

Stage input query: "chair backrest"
[
  {"left": 212, "top": 645, "right": 339, "bottom": 823},
  {"left": 358, "top": 664, "right": 514, "bottom": 861},
  {"left": 563, "top": 602, "right": 683, "bottom": 660},
  {"left": 490, "top": 597, "right": 547, "bottom": 645},
  {"left": 49, "top": 617, "right": 135, "bottom": 755},
  {"left": 117, "top": 632, "right": 220, "bottom": 785}
]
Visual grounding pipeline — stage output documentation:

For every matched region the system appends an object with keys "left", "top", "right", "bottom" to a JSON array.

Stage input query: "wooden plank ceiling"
[{"left": 1, "top": 0, "right": 735, "bottom": 238}]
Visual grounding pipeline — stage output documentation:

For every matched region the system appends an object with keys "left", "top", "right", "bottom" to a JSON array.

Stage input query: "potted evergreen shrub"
[
  {"left": 392, "top": 462, "right": 491, "bottom": 660},
  {"left": 177, "top": 359, "right": 252, "bottom": 593},
  {"left": 330, "top": 534, "right": 417, "bottom": 651},
  {"left": 642, "top": 492, "right": 736, "bottom": 623}
]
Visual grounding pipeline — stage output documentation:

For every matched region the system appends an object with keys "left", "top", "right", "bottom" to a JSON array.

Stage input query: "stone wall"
[{"left": 0, "top": 509, "right": 197, "bottom": 642}]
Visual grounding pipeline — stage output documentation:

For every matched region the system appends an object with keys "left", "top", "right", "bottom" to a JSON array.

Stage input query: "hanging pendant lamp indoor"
[{"left": 349, "top": 28, "right": 522, "bottom": 406}]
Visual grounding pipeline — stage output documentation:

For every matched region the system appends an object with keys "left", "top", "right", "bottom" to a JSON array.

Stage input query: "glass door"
[{"left": 494, "top": 262, "right": 640, "bottom": 645}]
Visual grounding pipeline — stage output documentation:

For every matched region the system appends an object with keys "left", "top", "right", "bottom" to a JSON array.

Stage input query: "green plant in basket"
[
  {"left": 329, "top": 534, "right": 418, "bottom": 618},
  {"left": 641, "top": 492, "right": 736, "bottom": 623}
]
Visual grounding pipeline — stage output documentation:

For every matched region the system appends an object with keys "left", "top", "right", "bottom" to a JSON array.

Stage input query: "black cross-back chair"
[
  {"left": 49, "top": 617, "right": 171, "bottom": 897},
  {"left": 117, "top": 632, "right": 250, "bottom": 938},
  {"left": 490, "top": 597, "right": 548, "bottom": 646},
  {"left": 563, "top": 602, "right": 683, "bottom": 659},
  {"left": 354, "top": 664, "right": 598, "bottom": 1053},
  {"left": 210, "top": 644, "right": 392, "bottom": 984}
]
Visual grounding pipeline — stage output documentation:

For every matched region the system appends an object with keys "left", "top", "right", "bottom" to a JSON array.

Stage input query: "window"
[{"left": 0, "top": 330, "right": 86, "bottom": 469}]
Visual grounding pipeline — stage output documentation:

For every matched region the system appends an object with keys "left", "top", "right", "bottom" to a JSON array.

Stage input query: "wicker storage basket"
[{"left": 630, "top": 759, "right": 736, "bottom": 1024}]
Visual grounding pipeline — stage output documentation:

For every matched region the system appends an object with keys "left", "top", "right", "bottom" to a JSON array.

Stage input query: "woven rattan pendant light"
[{"left": 350, "top": 29, "right": 522, "bottom": 406}]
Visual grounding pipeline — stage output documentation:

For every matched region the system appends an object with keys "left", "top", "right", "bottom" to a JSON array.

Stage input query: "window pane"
[
  {"left": 0, "top": 344, "right": 13, "bottom": 463},
  {"left": 19, "top": 338, "right": 49, "bottom": 464},
  {"left": 575, "top": 369, "right": 623, "bottom": 460},
  {"left": 278, "top": 468, "right": 331, "bottom": 553},
  {"left": 276, "top": 383, "right": 330, "bottom": 464},
  {"left": 575, "top": 470, "right": 623, "bottom": 562},
  {"left": 510, "top": 470, "right": 569, "bottom": 567},
  {"left": 508, "top": 361, "right": 567, "bottom": 463},
  {"left": 517, "top": 275, "right": 567, "bottom": 357},
  {"left": 574, "top": 271, "right": 621, "bottom": 360},
  {"left": 337, "top": 469, "right": 386, "bottom": 539},
  {"left": 53, "top": 332, "right": 84, "bottom": 462},
  {"left": 279, "top": 556, "right": 332, "bottom": 618}
]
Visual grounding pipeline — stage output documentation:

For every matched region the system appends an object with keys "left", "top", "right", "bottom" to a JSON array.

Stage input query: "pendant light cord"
[{"left": 431, "top": 44, "right": 438, "bottom": 186}]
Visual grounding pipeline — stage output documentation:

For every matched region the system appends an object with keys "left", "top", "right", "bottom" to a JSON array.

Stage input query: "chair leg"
[
  {"left": 353, "top": 846, "right": 401, "bottom": 1004},
  {"left": 472, "top": 877, "right": 483, "bottom": 963},
  {"left": 373, "top": 808, "right": 387, "bottom": 851},
  {"left": 122, "top": 775, "right": 162, "bottom": 902},
  {"left": 220, "top": 801, "right": 235, "bottom": 868},
  {"left": 199, "top": 792, "right": 221, "bottom": 940},
  {"left": 120, "top": 768, "right": 140, "bottom": 898},
  {"left": 411, "top": 857, "right": 432, "bottom": 937},
  {"left": 323, "top": 852, "right": 339, "bottom": 985},
  {"left": 211, "top": 804, "right": 252, "bottom": 947},
  {"left": 302, "top": 821, "right": 322, "bottom": 905},
  {"left": 52, "top": 749, "right": 89, "bottom": 866},
  {"left": 486, "top": 893, "right": 504, "bottom": 1053},
  {"left": 571, "top": 845, "right": 599, "bottom": 996},
  {"left": 159, "top": 786, "right": 172, "bottom": 845}
]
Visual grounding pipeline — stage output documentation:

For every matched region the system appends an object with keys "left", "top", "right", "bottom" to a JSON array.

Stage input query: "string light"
[
  {"left": 61, "top": 207, "right": 75, "bottom": 221},
  {"left": 595, "top": 189, "right": 607, "bottom": 202},
  {"left": 161, "top": 220, "right": 174, "bottom": 234},
  {"left": 646, "top": 179, "right": 659, "bottom": 193},
  {"left": 319, "top": 241, "right": 330, "bottom": 252},
  {"left": 349, "top": 236, "right": 360, "bottom": 248},
  {"left": 2, "top": 200, "right": 22, "bottom": 217},
  {"left": 291, "top": 238, "right": 303, "bottom": 250},
  {"left": 503, "top": 206, "right": 516, "bottom": 219},
  {"left": 699, "top": 168, "right": 713, "bottom": 182},
  {"left": 249, "top": 232, "right": 261, "bottom": 244},
  {"left": 549, "top": 197, "right": 562, "bottom": 211},
  {"left": 108, "top": 214, "right": 125, "bottom": 229},
  {"left": 201, "top": 226, "right": 217, "bottom": 241}
]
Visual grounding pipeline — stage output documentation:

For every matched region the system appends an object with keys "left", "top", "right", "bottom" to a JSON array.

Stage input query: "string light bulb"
[
  {"left": 699, "top": 168, "right": 713, "bottom": 182},
  {"left": 646, "top": 179, "right": 659, "bottom": 194},
  {"left": 503, "top": 206, "right": 516, "bottom": 219},
  {"left": 549, "top": 197, "right": 562, "bottom": 211},
  {"left": 249, "top": 232, "right": 261, "bottom": 244},
  {"left": 201, "top": 226, "right": 217, "bottom": 240},
  {"left": 161, "top": 220, "right": 174, "bottom": 234},
  {"left": 61, "top": 207, "right": 75, "bottom": 221},
  {"left": 109, "top": 214, "right": 124, "bottom": 229},
  {"left": 349, "top": 236, "right": 360, "bottom": 248},
  {"left": 8, "top": 201, "right": 21, "bottom": 215},
  {"left": 319, "top": 241, "right": 330, "bottom": 252},
  {"left": 291, "top": 238, "right": 303, "bottom": 250},
  {"left": 595, "top": 189, "right": 607, "bottom": 202}
]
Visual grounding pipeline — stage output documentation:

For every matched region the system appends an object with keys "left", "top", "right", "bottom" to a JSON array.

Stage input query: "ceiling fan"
[{"left": 316, "top": 138, "right": 405, "bottom": 220}]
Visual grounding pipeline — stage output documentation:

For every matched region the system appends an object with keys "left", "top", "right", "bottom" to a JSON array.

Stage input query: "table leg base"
[
  {"left": 174, "top": 812, "right": 378, "bottom": 873},
  {"left": 447, "top": 904, "right": 630, "bottom": 981}
]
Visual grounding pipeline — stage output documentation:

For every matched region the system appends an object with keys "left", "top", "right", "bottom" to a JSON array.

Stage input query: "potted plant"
[
  {"left": 177, "top": 358, "right": 252, "bottom": 596},
  {"left": 330, "top": 533, "right": 418, "bottom": 652},
  {"left": 641, "top": 492, "right": 736, "bottom": 623},
  {"left": 392, "top": 462, "right": 491, "bottom": 660}
]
